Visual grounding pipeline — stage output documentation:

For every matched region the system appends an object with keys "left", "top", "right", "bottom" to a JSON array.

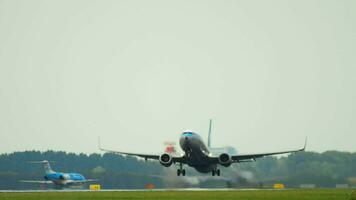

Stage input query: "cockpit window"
[{"left": 182, "top": 132, "right": 193, "bottom": 136}]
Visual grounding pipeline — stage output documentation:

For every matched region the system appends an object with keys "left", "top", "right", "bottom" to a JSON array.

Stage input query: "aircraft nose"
[{"left": 180, "top": 135, "right": 190, "bottom": 150}]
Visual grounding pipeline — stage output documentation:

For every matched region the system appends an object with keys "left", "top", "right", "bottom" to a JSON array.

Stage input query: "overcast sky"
[{"left": 0, "top": 0, "right": 355, "bottom": 154}]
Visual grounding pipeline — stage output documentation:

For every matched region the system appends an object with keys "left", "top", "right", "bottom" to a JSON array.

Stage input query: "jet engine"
[
  {"left": 159, "top": 153, "right": 173, "bottom": 167},
  {"left": 59, "top": 174, "right": 70, "bottom": 180},
  {"left": 218, "top": 153, "right": 232, "bottom": 167}
]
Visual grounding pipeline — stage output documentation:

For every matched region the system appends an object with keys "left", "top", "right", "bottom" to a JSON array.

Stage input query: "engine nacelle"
[
  {"left": 218, "top": 153, "right": 232, "bottom": 167},
  {"left": 159, "top": 153, "right": 173, "bottom": 167}
]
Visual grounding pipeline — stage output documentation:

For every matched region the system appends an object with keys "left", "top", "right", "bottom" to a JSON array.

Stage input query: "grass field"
[{"left": 0, "top": 189, "right": 355, "bottom": 200}]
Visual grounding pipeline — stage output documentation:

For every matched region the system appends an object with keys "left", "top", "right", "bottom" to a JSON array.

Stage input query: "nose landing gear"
[{"left": 177, "top": 163, "right": 186, "bottom": 176}]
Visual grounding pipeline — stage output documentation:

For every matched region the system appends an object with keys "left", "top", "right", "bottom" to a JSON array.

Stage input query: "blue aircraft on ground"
[{"left": 20, "top": 160, "right": 96, "bottom": 187}]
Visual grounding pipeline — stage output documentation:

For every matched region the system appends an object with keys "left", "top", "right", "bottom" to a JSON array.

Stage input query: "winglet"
[
  {"left": 302, "top": 137, "right": 308, "bottom": 151},
  {"left": 98, "top": 137, "right": 103, "bottom": 151}
]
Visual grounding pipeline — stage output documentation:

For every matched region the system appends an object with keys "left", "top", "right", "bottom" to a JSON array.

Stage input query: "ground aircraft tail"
[{"left": 30, "top": 160, "right": 54, "bottom": 174}]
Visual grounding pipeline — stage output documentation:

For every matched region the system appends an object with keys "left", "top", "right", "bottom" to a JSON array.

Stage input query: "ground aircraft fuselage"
[{"left": 44, "top": 172, "right": 86, "bottom": 186}]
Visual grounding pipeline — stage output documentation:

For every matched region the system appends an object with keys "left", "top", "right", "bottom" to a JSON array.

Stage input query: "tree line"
[{"left": 0, "top": 150, "right": 355, "bottom": 189}]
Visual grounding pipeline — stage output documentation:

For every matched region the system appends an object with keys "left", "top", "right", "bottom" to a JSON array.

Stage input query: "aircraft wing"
[
  {"left": 231, "top": 138, "right": 307, "bottom": 162},
  {"left": 98, "top": 138, "right": 161, "bottom": 160},
  {"left": 99, "top": 146, "right": 160, "bottom": 160},
  {"left": 208, "top": 138, "right": 307, "bottom": 163},
  {"left": 99, "top": 145, "right": 186, "bottom": 163},
  {"left": 20, "top": 180, "right": 53, "bottom": 184},
  {"left": 231, "top": 147, "right": 305, "bottom": 162}
]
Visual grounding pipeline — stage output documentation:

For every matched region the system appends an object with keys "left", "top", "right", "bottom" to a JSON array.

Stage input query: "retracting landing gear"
[
  {"left": 212, "top": 168, "right": 220, "bottom": 176},
  {"left": 177, "top": 163, "right": 186, "bottom": 176}
]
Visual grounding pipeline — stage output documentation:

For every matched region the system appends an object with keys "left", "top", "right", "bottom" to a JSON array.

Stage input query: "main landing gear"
[
  {"left": 212, "top": 168, "right": 220, "bottom": 176},
  {"left": 177, "top": 163, "right": 186, "bottom": 176},
  {"left": 177, "top": 169, "right": 186, "bottom": 176}
]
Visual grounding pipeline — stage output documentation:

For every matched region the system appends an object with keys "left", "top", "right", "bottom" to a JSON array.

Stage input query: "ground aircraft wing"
[
  {"left": 20, "top": 180, "right": 53, "bottom": 184},
  {"left": 231, "top": 138, "right": 307, "bottom": 162},
  {"left": 68, "top": 179, "right": 98, "bottom": 184},
  {"left": 84, "top": 179, "right": 98, "bottom": 182}
]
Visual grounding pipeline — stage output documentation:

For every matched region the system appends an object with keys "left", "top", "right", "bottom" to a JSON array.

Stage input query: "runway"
[{"left": 0, "top": 188, "right": 271, "bottom": 193}]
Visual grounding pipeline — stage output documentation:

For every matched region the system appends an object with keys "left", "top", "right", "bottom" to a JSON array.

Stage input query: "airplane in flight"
[
  {"left": 99, "top": 120, "right": 307, "bottom": 176},
  {"left": 20, "top": 160, "right": 96, "bottom": 187}
]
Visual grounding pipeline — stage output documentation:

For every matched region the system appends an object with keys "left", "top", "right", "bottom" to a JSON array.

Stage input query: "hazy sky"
[{"left": 0, "top": 0, "right": 355, "bottom": 154}]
